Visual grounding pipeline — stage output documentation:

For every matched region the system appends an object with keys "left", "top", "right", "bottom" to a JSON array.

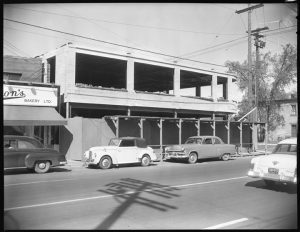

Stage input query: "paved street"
[{"left": 4, "top": 157, "right": 297, "bottom": 230}]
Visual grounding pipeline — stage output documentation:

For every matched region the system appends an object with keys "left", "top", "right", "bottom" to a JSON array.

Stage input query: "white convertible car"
[
  {"left": 83, "top": 137, "right": 156, "bottom": 169},
  {"left": 248, "top": 137, "right": 297, "bottom": 186}
]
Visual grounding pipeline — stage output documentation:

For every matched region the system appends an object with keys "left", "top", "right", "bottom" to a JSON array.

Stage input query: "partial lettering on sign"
[{"left": 3, "top": 84, "right": 58, "bottom": 107}]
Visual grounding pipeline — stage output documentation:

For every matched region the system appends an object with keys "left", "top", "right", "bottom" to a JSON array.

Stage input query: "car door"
[
  {"left": 116, "top": 139, "right": 139, "bottom": 164},
  {"left": 202, "top": 137, "right": 217, "bottom": 158},
  {"left": 213, "top": 137, "right": 224, "bottom": 158},
  {"left": 4, "top": 138, "right": 31, "bottom": 168}
]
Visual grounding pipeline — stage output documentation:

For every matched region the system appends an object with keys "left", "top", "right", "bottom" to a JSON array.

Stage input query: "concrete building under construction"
[{"left": 41, "top": 42, "right": 259, "bottom": 160}]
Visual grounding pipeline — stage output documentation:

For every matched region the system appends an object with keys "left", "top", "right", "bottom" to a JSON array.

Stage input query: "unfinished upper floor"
[{"left": 41, "top": 43, "right": 238, "bottom": 115}]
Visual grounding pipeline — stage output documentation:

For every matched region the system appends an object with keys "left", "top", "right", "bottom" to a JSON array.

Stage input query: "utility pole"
[
  {"left": 252, "top": 27, "right": 268, "bottom": 120},
  {"left": 236, "top": 4, "right": 263, "bottom": 122}
]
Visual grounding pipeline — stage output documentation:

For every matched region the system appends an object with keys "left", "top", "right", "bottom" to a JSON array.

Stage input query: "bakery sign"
[{"left": 3, "top": 84, "right": 58, "bottom": 107}]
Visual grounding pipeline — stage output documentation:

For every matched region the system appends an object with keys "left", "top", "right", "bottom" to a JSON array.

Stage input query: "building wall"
[
  {"left": 4, "top": 56, "right": 43, "bottom": 82},
  {"left": 269, "top": 100, "right": 298, "bottom": 142},
  {"left": 61, "top": 117, "right": 254, "bottom": 160}
]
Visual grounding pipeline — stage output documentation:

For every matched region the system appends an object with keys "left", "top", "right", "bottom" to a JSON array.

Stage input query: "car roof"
[
  {"left": 4, "top": 135, "right": 35, "bottom": 140},
  {"left": 188, "top": 136, "right": 219, "bottom": 139},
  {"left": 113, "top": 137, "right": 145, "bottom": 140},
  {"left": 278, "top": 137, "right": 297, "bottom": 145}
]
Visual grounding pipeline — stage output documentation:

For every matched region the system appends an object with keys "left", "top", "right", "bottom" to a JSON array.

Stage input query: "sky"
[{"left": 3, "top": 3, "right": 298, "bottom": 101}]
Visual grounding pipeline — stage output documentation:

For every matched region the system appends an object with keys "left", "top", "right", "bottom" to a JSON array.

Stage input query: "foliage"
[{"left": 225, "top": 43, "right": 297, "bottom": 131}]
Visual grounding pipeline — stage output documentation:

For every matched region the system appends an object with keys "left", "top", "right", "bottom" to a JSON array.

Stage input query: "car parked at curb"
[
  {"left": 164, "top": 136, "right": 236, "bottom": 164},
  {"left": 4, "top": 135, "right": 67, "bottom": 174},
  {"left": 248, "top": 137, "right": 297, "bottom": 187},
  {"left": 83, "top": 137, "right": 156, "bottom": 169}
]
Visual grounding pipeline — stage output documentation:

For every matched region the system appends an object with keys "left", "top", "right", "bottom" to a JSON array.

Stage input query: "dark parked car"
[
  {"left": 4, "top": 135, "right": 67, "bottom": 173},
  {"left": 164, "top": 136, "right": 236, "bottom": 164}
]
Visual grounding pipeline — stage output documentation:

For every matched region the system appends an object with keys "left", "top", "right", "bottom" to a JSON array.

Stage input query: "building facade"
[
  {"left": 40, "top": 43, "right": 258, "bottom": 160},
  {"left": 3, "top": 56, "right": 66, "bottom": 149},
  {"left": 269, "top": 96, "right": 298, "bottom": 142}
]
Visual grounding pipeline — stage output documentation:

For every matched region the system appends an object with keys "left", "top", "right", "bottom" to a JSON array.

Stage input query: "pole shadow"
[{"left": 96, "top": 178, "right": 180, "bottom": 229}]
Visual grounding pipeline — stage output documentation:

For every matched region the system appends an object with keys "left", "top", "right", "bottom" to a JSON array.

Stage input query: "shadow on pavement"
[
  {"left": 4, "top": 167, "right": 71, "bottom": 175},
  {"left": 95, "top": 178, "right": 180, "bottom": 229},
  {"left": 4, "top": 211, "right": 20, "bottom": 230},
  {"left": 245, "top": 179, "right": 297, "bottom": 194},
  {"left": 86, "top": 162, "right": 158, "bottom": 170}
]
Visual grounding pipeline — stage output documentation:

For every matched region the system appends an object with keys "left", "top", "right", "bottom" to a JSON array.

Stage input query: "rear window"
[
  {"left": 273, "top": 144, "right": 297, "bottom": 155},
  {"left": 119, "top": 139, "right": 135, "bottom": 147}
]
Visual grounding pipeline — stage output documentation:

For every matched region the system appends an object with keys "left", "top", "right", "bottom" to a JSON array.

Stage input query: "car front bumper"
[
  {"left": 165, "top": 151, "right": 188, "bottom": 159},
  {"left": 248, "top": 169, "right": 297, "bottom": 184}
]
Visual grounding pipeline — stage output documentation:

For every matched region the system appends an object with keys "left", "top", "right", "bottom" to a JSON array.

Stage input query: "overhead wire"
[
  {"left": 4, "top": 18, "right": 228, "bottom": 68},
  {"left": 56, "top": 4, "right": 145, "bottom": 50},
  {"left": 173, "top": 12, "right": 236, "bottom": 61},
  {"left": 4, "top": 5, "right": 245, "bottom": 36}
]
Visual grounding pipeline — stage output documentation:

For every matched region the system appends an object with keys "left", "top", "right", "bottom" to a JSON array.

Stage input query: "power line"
[
  {"left": 5, "top": 5, "right": 245, "bottom": 36},
  {"left": 4, "top": 18, "right": 227, "bottom": 68}
]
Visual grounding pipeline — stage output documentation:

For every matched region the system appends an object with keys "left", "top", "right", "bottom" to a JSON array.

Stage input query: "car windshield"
[
  {"left": 108, "top": 138, "right": 121, "bottom": 146},
  {"left": 272, "top": 144, "right": 297, "bottom": 155}
]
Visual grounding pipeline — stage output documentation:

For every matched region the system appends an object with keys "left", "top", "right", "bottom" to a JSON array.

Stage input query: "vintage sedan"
[
  {"left": 4, "top": 135, "right": 67, "bottom": 173},
  {"left": 248, "top": 137, "right": 297, "bottom": 186},
  {"left": 164, "top": 136, "right": 236, "bottom": 164},
  {"left": 83, "top": 137, "right": 156, "bottom": 169}
]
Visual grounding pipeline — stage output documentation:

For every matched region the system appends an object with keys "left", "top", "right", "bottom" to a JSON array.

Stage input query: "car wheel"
[
  {"left": 141, "top": 155, "right": 151, "bottom": 167},
  {"left": 264, "top": 179, "right": 276, "bottom": 187},
  {"left": 34, "top": 161, "right": 50, "bottom": 174},
  {"left": 99, "top": 156, "right": 112, "bottom": 169},
  {"left": 188, "top": 152, "right": 198, "bottom": 164},
  {"left": 221, "top": 153, "right": 230, "bottom": 161}
]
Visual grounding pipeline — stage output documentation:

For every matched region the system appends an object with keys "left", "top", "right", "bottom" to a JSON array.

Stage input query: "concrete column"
[
  {"left": 173, "top": 67, "right": 180, "bottom": 97},
  {"left": 211, "top": 74, "right": 217, "bottom": 101},
  {"left": 66, "top": 102, "right": 69, "bottom": 119},
  {"left": 127, "top": 58, "right": 134, "bottom": 92},
  {"left": 196, "top": 86, "right": 201, "bottom": 97},
  {"left": 42, "top": 61, "right": 48, "bottom": 83},
  {"left": 226, "top": 77, "right": 233, "bottom": 101}
]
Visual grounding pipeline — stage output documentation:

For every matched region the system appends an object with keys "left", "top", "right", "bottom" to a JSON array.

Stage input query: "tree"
[{"left": 225, "top": 43, "right": 297, "bottom": 132}]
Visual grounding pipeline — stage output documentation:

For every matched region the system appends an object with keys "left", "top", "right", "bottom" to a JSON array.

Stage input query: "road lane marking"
[
  {"left": 4, "top": 178, "right": 77, "bottom": 187},
  {"left": 4, "top": 176, "right": 248, "bottom": 211},
  {"left": 204, "top": 218, "right": 249, "bottom": 229}
]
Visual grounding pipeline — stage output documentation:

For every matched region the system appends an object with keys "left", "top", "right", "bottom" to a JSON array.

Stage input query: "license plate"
[{"left": 268, "top": 168, "right": 279, "bottom": 174}]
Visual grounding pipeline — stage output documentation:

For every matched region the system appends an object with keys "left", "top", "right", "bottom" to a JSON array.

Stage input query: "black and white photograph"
[{"left": 3, "top": 2, "right": 297, "bottom": 230}]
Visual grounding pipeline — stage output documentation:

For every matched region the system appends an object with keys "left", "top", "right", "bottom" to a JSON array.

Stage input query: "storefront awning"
[{"left": 4, "top": 105, "right": 67, "bottom": 126}]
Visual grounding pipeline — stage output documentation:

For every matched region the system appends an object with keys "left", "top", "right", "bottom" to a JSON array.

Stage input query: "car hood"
[
  {"left": 253, "top": 154, "right": 297, "bottom": 169},
  {"left": 88, "top": 146, "right": 117, "bottom": 152},
  {"left": 166, "top": 144, "right": 191, "bottom": 151}
]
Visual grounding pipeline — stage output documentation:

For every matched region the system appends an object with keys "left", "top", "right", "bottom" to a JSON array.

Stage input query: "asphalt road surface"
[{"left": 4, "top": 157, "right": 297, "bottom": 230}]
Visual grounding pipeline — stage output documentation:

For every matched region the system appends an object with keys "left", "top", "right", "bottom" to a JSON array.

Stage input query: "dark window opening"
[
  {"left": 180, "top": 70, "right": 212, "bottom": 99},
  {"left": 47, "top": 57, "right": 56, "bottom": 84},
  {"left": 134, "top": 62, "right": 174, "bottom": 94},
  {"left": 75, "top": 53, "right": 127, "bottom": 89}
]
